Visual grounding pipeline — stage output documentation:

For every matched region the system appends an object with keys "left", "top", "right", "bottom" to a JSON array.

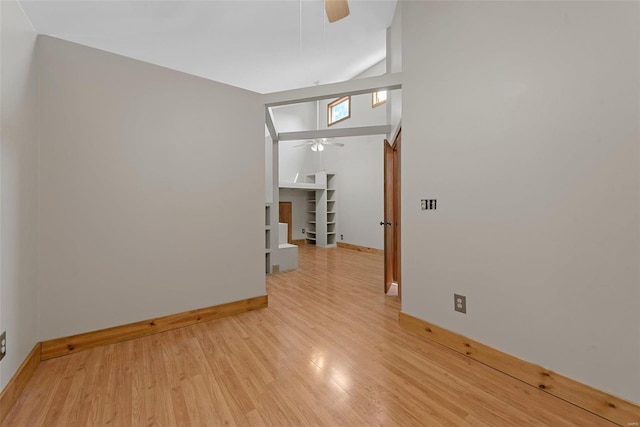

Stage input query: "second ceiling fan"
[{"left": 295, "top": 138, "right": 345, "bottom": 151}]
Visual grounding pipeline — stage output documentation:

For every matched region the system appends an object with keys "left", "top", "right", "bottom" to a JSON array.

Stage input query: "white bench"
[{"left": 278, "top": 223, "right": 298, "bottom": 271}]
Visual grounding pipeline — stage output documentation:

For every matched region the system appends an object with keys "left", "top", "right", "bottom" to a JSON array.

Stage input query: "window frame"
[
  {"left": 327, "top": 96, "right": 351, "bottom": 126},
  {"left": 372, "top": 90, "right": 387, "bottom": 108}
]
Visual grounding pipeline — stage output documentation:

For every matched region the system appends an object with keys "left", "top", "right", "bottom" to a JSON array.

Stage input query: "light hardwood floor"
[{"left": 4, "top": 246, "right": 616, "bottom": 426}]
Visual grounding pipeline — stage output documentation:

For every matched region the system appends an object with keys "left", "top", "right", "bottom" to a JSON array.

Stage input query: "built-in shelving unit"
[
  {"left": 278, "top": 172, "right": 337, "bottom": 249},
  {"left": 303, "top": 172, "right": 337, "bottom": 248},
  {"left": 265, "top": 204, "right": 272, "bottom": 272},
  {"left": 306, "top": 186, "right": 317, "bottom": 244},
  {"left": 326, "top": 173, "right": 337, "bottom": 246}
]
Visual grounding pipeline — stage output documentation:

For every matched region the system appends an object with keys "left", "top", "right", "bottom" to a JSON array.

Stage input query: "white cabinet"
[
  {"left": 278, "top": 223, "right": 298, "bottom": 271},
  {"left": 305, "top": 172, "right": 337, "bottom": 248}
]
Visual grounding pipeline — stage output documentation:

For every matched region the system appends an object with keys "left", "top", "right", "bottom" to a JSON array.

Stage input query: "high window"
[
  {"left": 372, "top": 90, "right": 387, "bottom": 107},
  {"left": 328, "top": 96, "right": 351, "bottom": 126}
]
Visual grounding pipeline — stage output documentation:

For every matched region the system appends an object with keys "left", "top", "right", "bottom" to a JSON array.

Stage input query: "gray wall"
[
  {"left": 37, "top": 37, "right": 265, "bottom": 340},
  {"left": 402, "top": 1, "right": 640, "bottom": 403},
  {"left": 0, "top": 0, "right": 39, "bottom": 390}
]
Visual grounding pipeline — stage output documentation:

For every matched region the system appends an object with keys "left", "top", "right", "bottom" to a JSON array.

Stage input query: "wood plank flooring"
[{"left": 3, "top": 245, "right": 616, "bottom": 426}]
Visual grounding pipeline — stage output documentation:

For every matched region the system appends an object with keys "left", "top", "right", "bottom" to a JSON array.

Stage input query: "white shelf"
[
  {"left": 265, "top": 204, "right": 274, "bottom": 273},
  {"left": 279, "top": 182, "right": 323, "bottom": 190},
  {"left": 303, "top": 172, "right": 338, "bottom": 249}
]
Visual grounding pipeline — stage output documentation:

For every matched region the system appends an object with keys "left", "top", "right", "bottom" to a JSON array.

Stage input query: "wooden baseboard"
[
  {"left": 337, "top": 242, "right": 384, "bottom": 255},
  {"left": 0, "top": 343, "right": 42, "bottom": 424},
  {"left": 399, "top": 312, "right": 639, "bottom": 426},
  {"left": 291, "top": 239, "right": 306, "bottom": 246},
  {"left": 41, "top": 295, "right": 268, "bottom": 360}
]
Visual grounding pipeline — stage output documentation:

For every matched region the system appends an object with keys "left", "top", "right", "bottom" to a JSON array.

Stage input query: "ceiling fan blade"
[
  {"left": 324, "top": 141, "right": 345, "bottom": 147},
  {"left": 325, "top": 0, "right": 350, "bottom": 23},
  {"left": 293, "top": 142, "right": 311, "bottom": 148}
]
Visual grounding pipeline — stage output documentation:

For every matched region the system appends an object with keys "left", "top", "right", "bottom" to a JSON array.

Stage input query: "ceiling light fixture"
[
  {"left": 295, "top": 138, "right": 344, "bottom": 151},
  {"left": 311, "top": 141, "right": 325, "bottom": 152}
]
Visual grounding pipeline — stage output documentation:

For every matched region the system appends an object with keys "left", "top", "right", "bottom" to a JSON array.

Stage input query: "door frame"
[
  {"left": 384, "top": 128, "right": 401, "bottom": 298},
  {"left": 279, "top": 201, "right": 293, "bottom": 244}
]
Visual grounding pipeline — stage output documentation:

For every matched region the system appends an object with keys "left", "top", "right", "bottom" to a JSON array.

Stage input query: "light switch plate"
[{"left": 421, "top": 199, "right": 437, "bottom": 210}]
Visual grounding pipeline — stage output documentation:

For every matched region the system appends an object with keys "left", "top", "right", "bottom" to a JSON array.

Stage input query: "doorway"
[
  {"left": 384, "top": 129, "right": 401, "bottom": 298},
  {"left": 279, "top": 202, "right": 293, "bottom": 244}
]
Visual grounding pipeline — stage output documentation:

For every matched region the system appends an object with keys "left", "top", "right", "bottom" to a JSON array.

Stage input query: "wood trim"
[
  {"left": 337, "top": 242, "right": 383, "bottom": 255},
  {"left": 0, "top": 343, "right": 42, "bottom": 424},
  {"left": 399, "top": 312, "right": 640, "bottom": 426},
  {"left": 291, "top": 239, "right": 306, "bottom": 245},
  {"left": 279, "top": 201, "right": 292, "bottom": 244},
  {"left": 41, "top": 296, "right": 268, "bottom": 361},
  {"left": 393, "top": 130, "right": 401, "bottom": 300},
  {"left": 371, "top": 91, "right": 387, "bottom": 108},
  {"left": 327, "top": 96, "right": 351, "bottom": 127}
]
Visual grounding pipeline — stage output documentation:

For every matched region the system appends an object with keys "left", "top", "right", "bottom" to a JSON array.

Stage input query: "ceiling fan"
[
  {"left": 324, "top": 0, "right": 350, "bottom": 23},
  {"left": 295, "top": 138, "right": 345, "bottom": 151}
]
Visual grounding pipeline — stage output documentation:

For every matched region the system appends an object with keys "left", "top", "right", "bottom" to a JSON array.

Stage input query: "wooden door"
[
  {"left": 383, "top": 130, "right": 401, "bottom": 297},
  {"left": 279, "top": 202, "right": 292, "bottom": 244}
]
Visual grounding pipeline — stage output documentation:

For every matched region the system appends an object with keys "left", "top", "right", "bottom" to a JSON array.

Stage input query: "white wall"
[
  {"left": 272, "top": 102, "right": 317, "bottom": 134},
  {"left": 279, "top": 140, "right": 313, "bottom": 184},
  {"left": 273, "top": 102, "right": 317, "bottom": 184},
  {"left": 320, "top": 137, "right": 384, "bottom": 249},
  {"left": 37, "top": 37, "right": 265, "bottom": 340},
  {"left": 274, "top": 60, "right": 390, "bottom": 250},
  {"left": 0, "top": 0, "right": 39, "bottom": 390},
  {"left": 265, "top": 136, "right": 273, "bottom": 203},
  {"left": 316, "top": 84, "right": 388, "bottom": 250},
  {"left": 402, "top": 1, "right": 640, "bottom": 403},
  {"left": 273, "top": 61, "right": 389, "bottom": 250},
  {"left": 386, "top": 5, "right": 402, "bottom": 131},
  {"left": 272, "top": 101, "right": 317, "bottom": 241},
  {"left": 354, "top": 59, "right": 386, "bottom": 80}
]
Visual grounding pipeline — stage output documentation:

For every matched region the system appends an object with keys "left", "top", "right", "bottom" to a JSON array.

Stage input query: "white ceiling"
[{"left": 19, "top": 0, "right": 398, "bottom": 94}]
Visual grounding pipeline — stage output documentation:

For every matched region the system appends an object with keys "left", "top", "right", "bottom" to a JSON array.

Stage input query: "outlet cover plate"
[{"left": 454, "top": 294, "right": 467, "bottom": 314}]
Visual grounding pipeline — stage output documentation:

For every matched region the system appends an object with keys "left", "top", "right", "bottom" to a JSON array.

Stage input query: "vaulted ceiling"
[{"left": 19, "top": 0, "right": 398, "bottom": 93}]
